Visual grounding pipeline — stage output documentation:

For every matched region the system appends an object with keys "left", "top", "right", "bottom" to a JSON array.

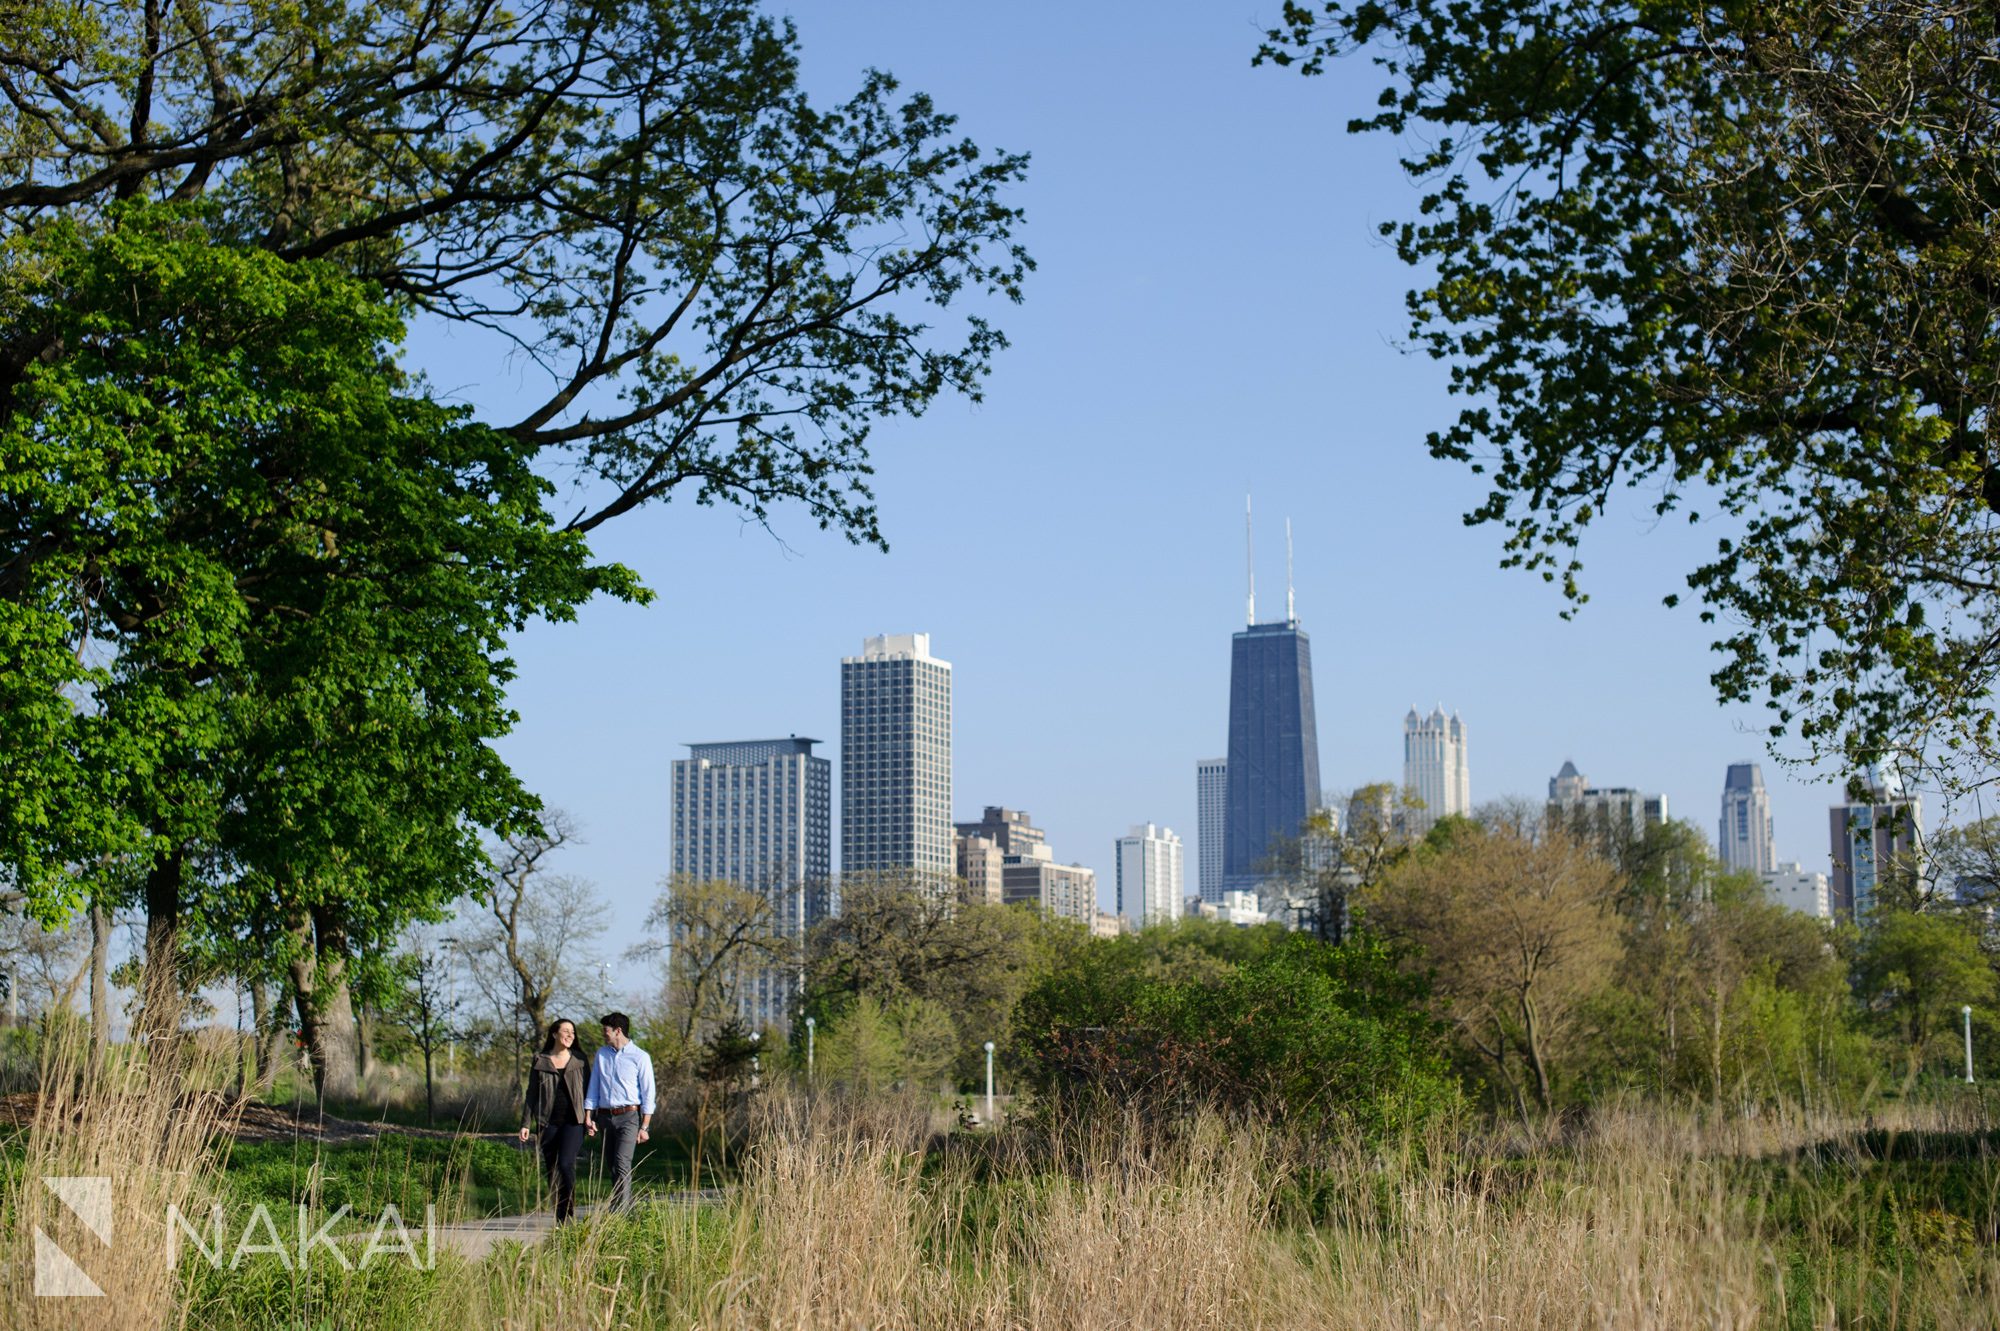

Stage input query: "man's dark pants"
[{"left": 598, "top": 1110, "right": 640, "bottom": 1211}]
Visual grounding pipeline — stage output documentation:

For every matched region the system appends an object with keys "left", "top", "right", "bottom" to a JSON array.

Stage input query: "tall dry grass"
[
  {"left": 4, "top": 1027, "right": 1995, "bottom": 1330},
  {"left": 0, "top": 1021, "right": 229, "bottom": 1331}
]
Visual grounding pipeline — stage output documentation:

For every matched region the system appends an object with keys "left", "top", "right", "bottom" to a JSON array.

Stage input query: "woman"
[{"left": 519, "top": 1017, "right": 590, "bottom": 1222}]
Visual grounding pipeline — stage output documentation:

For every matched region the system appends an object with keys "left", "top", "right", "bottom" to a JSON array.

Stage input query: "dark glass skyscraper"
[{"left": 1223, "top": 620, "right": 1321, "bottom": 893}]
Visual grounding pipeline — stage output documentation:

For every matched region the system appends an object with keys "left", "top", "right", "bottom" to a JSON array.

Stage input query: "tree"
[
  {"left": 0, "top": 209, "right": 637, "bottom": 1086},
  {"left": 1853, "top": 907, "right": 1995, "bottom": 1082},
  {"left": 463, "top": 813, "right": 609, "bottom": 1063},
  {"left": 1262, "top": 2, "right": 2000, "bottom": 786},
  {"left": 802, "top": 871, "right": 1069, "bottom": 1078},
  {"left": 1015, "top": 929, "right": 1458, "bottom": 1141},
  {"left": 1370, "top": 823, "right": 1620, "bottom": 1120},
  {"left": 1265, "top": 784, "right": 1423, "bottom": 942},
  {"left": 0, "top": 909, "right": 90, "bottom": 1021},
  {"left": 1588, "top": 825, "right": 1852, "bottom": 1104},
  {"left": 1, "top": 0, "right": 1028, "bottom": 1036},
  {"left": 387, "top": 930, "right": 465, "bottom": 1126},
  {"left": 1926, "top": 817, "right": 2000, "bottom": 907},
  {"left": 635, "top": 876, "right": 793, "bottom": 1058}
]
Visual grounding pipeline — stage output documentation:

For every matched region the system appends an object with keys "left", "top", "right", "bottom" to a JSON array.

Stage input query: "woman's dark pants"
[{"left": 538, "top": 1122, "right": 586, "bottom": 1222}]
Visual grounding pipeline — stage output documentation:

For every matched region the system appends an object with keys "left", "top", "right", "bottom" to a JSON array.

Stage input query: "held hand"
[
  {"left": 585, "top": 1118, "right": 597, "bottom": 1137},
  {"left": 518, "top": 1126, "right": 531, "bottom": 1143},
  {"left": 637, "top": 1127, "right": 650, "bottom": 1144}
]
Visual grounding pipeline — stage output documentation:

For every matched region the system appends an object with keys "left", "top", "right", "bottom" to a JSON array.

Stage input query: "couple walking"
[{"left": 518, "top": 1011, "right": 657, "bottom": 1222}]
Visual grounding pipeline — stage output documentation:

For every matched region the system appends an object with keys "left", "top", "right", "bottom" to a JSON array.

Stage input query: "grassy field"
[{"left": 4, "top": 1034, "right": 1998, "bottom": 1329}]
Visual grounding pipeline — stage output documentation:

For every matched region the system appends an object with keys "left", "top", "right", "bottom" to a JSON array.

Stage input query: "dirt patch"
[{"left": 2, "top": 1088, "right": 504, "bottom": 1146}]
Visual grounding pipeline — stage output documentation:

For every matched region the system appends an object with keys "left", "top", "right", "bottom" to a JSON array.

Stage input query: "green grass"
[{"left": 216, "top": 1123, "right": 724, "bottom": 1222}]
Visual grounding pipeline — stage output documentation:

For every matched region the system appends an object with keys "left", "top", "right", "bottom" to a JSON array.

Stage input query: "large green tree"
[
  {"left": 0, "top": 208, "right": 637, "bottom": 1077},
  {"left": 1263, "top": 1, "right": 2000, "bottom": 785},
  {"left": 1, "top": 0, "right": 1028, "bottom": 1035}
]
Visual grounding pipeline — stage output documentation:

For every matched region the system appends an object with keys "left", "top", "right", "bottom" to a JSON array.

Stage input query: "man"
[{"left": 582, "top": 1010, "right": 655, "bottom": 1211}]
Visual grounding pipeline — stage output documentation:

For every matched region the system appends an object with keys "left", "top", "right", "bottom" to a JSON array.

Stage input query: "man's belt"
[{"left": 601, "top": 1104, "right": 640, "bottom": 1116}]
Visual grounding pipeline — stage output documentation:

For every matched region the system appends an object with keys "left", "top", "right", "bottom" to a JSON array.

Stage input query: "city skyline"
[{"left": 474, "top": 1, "right": 1867, "bottom": 989}]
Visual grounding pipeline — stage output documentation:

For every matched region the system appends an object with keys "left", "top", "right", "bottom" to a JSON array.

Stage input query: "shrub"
[{"left": 1014, "top": 929, "right": 1459, "bottom": 1141}]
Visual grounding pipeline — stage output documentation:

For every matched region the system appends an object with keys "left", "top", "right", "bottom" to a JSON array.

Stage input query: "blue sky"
[{"left": 408, "top": 2, "right": 1853, "bottom": 990}]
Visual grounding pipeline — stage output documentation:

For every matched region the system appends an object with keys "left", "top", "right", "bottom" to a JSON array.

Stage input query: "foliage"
[
  {"left": 1369, "top": 822, "right": 1620, "bottom": 1120},
  {"left": 808, "top": 994, "right": 958, "bottom": 1094},
  {"left": 1261, "top": 0, "right": 2000, "bottom": 785},
  {"left": 0, "top": 0, "right": 1029, "bottom": 546},
  {"left": 1853, "top": 907, "right": 1996, "bottom": 1080},
  {"left": 803, "top": 872, "right": 1078, "bottom": 1082},
  {"left": 1014, "top": 927, "right": 1459, "bottom": 1141},
  {"left": 698, "top": 1017, "right": 761, "bottom": 1090},
  {"left": 0, "top": 201, "right": 652, "bottom": 1101},
  {"left": 636, "top": 875, "right": 794, "bottom": 1055},
  {"left": 1264, "top": 784, "right": 1423, "bottom": 942},
  {"left": 0, "top": 208, "right": 638, "bottom": 1068},
  {"left": 1586, "top": 835, "right": 1867, "bottom": 1104}
]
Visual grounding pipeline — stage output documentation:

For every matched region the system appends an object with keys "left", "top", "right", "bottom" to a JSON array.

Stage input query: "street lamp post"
[
  {"left": 805, "top": 1016, "right": 815, "bottom": 1084},
  {"left": 1965, "top": 1005, "right": 1977, "bottom": 1085},
  {"left": 983, "top": 1040, "right": 996, "bottom": 1126}
]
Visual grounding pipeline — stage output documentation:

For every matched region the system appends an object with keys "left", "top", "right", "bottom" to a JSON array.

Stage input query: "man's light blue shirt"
[{"left": 583, "top": 1042, "right": 656, "bottom": 1115}]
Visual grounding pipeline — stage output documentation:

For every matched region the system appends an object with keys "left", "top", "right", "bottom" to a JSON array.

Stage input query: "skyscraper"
[
  {"left": 841, "top": 633, "right": 953, "bottom": 885},
  {"left": 1115, "top": 823, "right": 1184, "bottom": 929},
  {"left": 1547, "top": 762, "right": 1668, "bottom": 859},
  {"left": 954, "top": 806, "right": 1099, "bottom": 925},
  {"left": 1718, "top": 761, "right": 1775, "bottom": 875},
  {"left": 1223, "top": 507, "right": 1321, "bottom": 894},
  {"left": 1196, "top": 757, "right": 1227, "bottom": 903},
  {"left": 1828, "top": 765, "right": 1922, "bottom": 919},
  {"left": 1403, "top": 705, "right": 1469, "bottom": 831},
  {"left": 670, "top": 736, "right": 830, "bottom": 1030}
]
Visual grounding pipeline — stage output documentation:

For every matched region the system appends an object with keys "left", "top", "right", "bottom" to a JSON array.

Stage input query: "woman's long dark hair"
[{"left": 540, "top": 1017, "right": 578, "bottom": 1056}]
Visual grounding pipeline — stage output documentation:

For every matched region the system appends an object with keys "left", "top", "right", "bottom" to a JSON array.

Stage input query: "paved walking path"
[{"left": 431, "top": 1191, "right": 726, "bottom": 1261}]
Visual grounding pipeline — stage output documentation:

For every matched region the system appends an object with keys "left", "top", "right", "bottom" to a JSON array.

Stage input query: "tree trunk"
[
  {"left": 355, "top": 998, "right": 374, "bottom": 1087},
  {"left": 423, "top": 1044, "right": 436, "bottom": 1127},
  {"left": 139, "top": 845, "right": 184, "bottom": 1045},
  {"left": 250, "top": 979, "right": 287, "bottom": 1091},
  {"left": 1520, "top": 993, "right": 1554, "bottom": 1114},
  {"left": 289, "top": 909, "right": 356, "bottom": 1103},
  {"left": 1708, "top": 982, "right": 1725, "bottom": 1107},
  {"left": 88, "top": 898, "right": 110, "bottom": 1064},
  {"left": 322, "top": 975, "right": 357, "bottom": 1100}
]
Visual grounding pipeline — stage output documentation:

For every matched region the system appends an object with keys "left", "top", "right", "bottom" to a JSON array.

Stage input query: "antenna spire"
[
  {"left": 1245, "top": 494, "right": 1256, "bottom": 625},
  {"left": 1285, "top": 517, "right": 1295, "bottom": 624}
]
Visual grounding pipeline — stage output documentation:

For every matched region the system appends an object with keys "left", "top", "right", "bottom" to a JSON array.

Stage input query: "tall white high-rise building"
[
  {"left": 1719, "top": 761, "right": 1776, "bottom": 875},
  {"left": 671, "top": 736, "right": 831, "bottom": 1031},
  {"left": 1115, "top": 823, "right": 1185, "bottom": 929},
  {"left": 841, "top": 633, "right": 953, "bottom": 885},
  {"left": 1196, "top": 758, "right": 1227, "bottom": 903},
  {"left": 1403, "top": 705, "right": 1469, "bottom": 830}
]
